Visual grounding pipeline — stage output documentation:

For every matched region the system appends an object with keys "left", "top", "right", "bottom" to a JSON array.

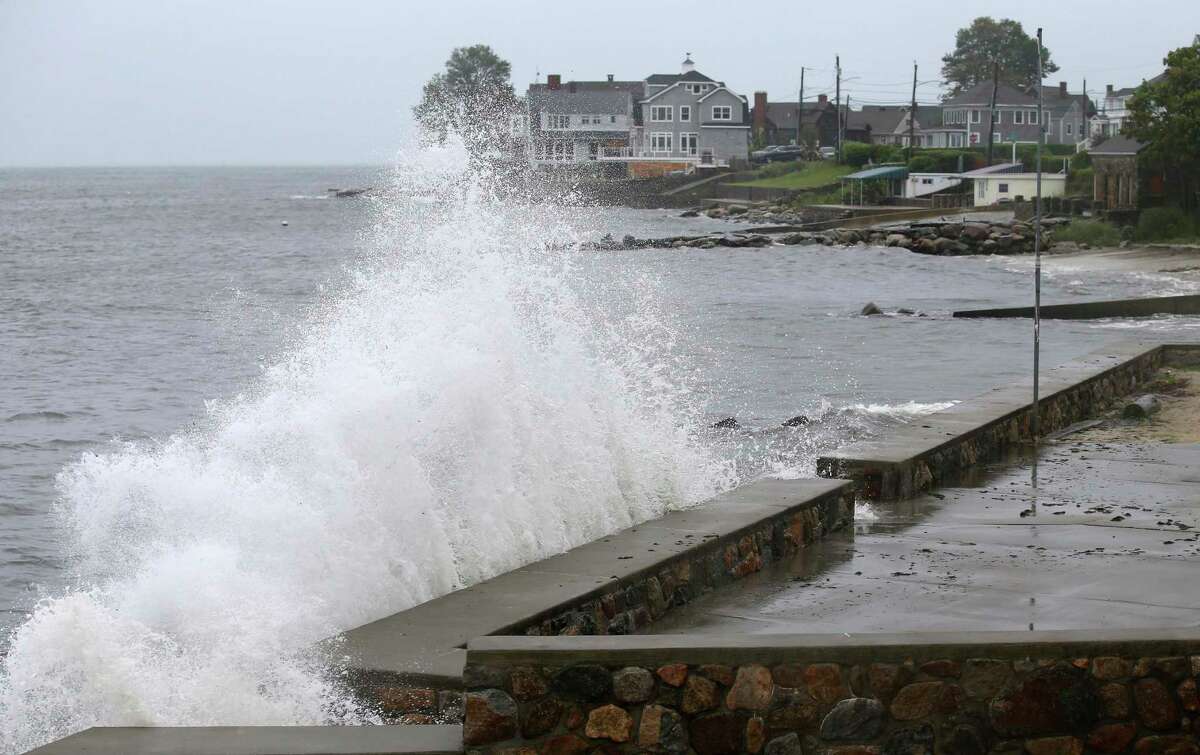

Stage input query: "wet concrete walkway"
[{"left": 647, "top": 440, "right": 1200, "bottom": 635}]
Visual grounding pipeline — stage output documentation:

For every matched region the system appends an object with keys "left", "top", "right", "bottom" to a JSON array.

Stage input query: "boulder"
[
  {"left": 1122, "top": 395, "right": 1161, "bottom": 419},
  {"left": 861, "top": 302, "right": 884, "bottom": 316},
  {"left": 938, "top": 223, "right": 964, "bottom": 238},
  {"left": 782, "top": 415, "right": 811, "bottom": 427},
  {"left": 886, "top": 233, "right": 911, "bottom": 248}
]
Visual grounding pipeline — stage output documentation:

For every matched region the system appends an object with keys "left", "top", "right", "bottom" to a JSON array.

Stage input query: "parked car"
[
  {"left": 750, "top": 145, "right": 786, "bottom": 163},
  {"left": 762, "top": 145, "right": 806, "bottom": 163},
  {"left": 818, "top": 146, "right": 837, "bottom": 160}
]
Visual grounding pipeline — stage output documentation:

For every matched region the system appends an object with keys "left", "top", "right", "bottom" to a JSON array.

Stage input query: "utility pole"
[
  {"left": 907, "top": 62, "right": 917, "bottom": 161},
  {"left": 986, "top": 61, "right": 999, "bottom": 166},
  {"left": 835, "top": 55, "right": 842, "bottom": 163},
  {"left": 1031, "top": 27, "right": 1045, "bottom": 488},
  {"left": 797, "top": 68, "right": 805, "bottom": 148}
]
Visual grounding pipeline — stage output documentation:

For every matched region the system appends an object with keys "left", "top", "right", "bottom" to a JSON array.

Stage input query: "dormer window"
[{"left": 685, "top": 83, "right": 704, "bottom": 94}]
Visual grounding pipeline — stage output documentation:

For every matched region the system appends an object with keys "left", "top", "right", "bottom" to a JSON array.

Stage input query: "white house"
[{"left": 971, "top": 172, "right": 1066, "bottom": 206}]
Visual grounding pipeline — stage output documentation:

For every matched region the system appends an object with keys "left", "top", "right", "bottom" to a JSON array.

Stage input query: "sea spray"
[{"left": 0, "top": 137, "right": 732, "bottom": 752}]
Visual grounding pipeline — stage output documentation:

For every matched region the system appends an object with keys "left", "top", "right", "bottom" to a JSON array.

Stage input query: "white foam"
[{"left": 0, "top": 136, "right": 732, "bottom": 752}]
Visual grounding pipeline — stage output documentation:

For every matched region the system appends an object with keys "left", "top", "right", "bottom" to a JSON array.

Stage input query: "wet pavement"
[{"left": 647, "top": 440, "right": 1200, "bottom": 635}]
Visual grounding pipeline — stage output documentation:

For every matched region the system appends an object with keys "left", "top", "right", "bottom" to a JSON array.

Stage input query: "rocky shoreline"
[{"left": 582, "top": 217, "right": 1070, "bottom": 255}]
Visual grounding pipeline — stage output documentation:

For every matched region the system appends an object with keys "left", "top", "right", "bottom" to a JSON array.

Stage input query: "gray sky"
[{"left": 1, "top": 0, "right": 1193, "bottom": 166}]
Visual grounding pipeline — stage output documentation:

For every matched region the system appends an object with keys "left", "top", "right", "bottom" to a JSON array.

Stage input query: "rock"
[
  {"left": 962, "top": 659, "right": 1013, "bottom": 699},
  {"left": 509, "top": 666, "right": 548, "bottom": 701},
  {"left": 552, "top": 665, "right": 612, "bottom": 702},
  {"left": 890, "top": 681, "right": 943, "bottom": 721},
  {"left": 463, "top": 689, "right": 518, "bottom": 745},
  {"left": 766, "top": 688, "right": 822, "bottom": 733},
  {"left": 690, "top": 711, "right": 746, "bottom": 755},
  {"left": 463, "top": 664, "right": 509, "bottom": 690},
  {"left": 639, "top": 704, "right": 688, "bottom": 752},
  {"left": 1178, "top": 678, "right": 1199, "bottom": 712},
  {"left": 658, "top": 663, "right": 689, "bottom": 687},
  {"left": 961, "top": 223, "right": 991, "bottom": 241},
  {"left": 1025, "top": 736, "right": 1083, "bottom": 755},
  {"left": 1091, "top": 657, "right": 1132, "bottom": 681},
  {"left": 945, "top": 723, "right": 987, "bottom": 755},
  {"left": 782, "top": 415, "right": 810, "bottom": 427},
  {"left": 438, "top": 690, "right": 463, "bottom": 721},
  {"left": 805, "top": 664, "right": 849, "bottom": 705},
  {"left": 919, "top": 659, "right": 960, "bottom": 677},
  {"left": 1134, "top": 736, "right": 1200, "bottom": 755},
  {"left": 378, "top": 687, "right": 437, "bottom": 714},
  {"left": 886, "top": 233, "right": 910, "bottom": 247},
  {"left": 868, "top": 663, "right": 911, "bottom": 704},
  {"left": 764, "top": 732, "right": 804, "bottom": 755},
  {"left": 884, "top": 723, "right": 934, "bottom": 755},
  {"left": 520, "top": 697, "right": 562, "bottom": 738},
  {"left": 989, "top": 665, "right": 1100, "bottom": 737},
  {"left": 681, "top": 209, "right": 700, "bottom": 218},
  {"left": 746, "top": 716, "right": 766, "bottom": 753},
  {"left": 612, "top": 666, "right": 655, "bottom": 704},
  {"left": 1134, "top": 677, "right": 1179, "bottom": 730},
  {"left": 1086, "top": 722, "right": 1138, "bottom": 753},
  {"left": 700, "top": 664, "right": 736, "bottom": 686},
  {"left": 1123, "top": 395, "right": 1161, "bottom": 419},
  {"left": 711, "top": 417, "right": 740, "bottom": 430},
  {"left": 861, "top": 302, "right": 884, "bottom": 316},
  {"left": 820, "top": 697, "right": 885, "bottom": 740},
  {"left": 683, "top": 674, "right": 720, "bottom": 714},
  {"left": 585, "top": 704, "right": 633, "bottom": 742},
  {"left": 1098, "top": 682, "right": 1132, "bottom": 718},
  {"left": 938, "top": 223, "right": 964, "bottom": 238},
  {"left": 726, "top": 665, "right": 775, "bottom": 711},
  {"left": 540, "top": 735, "right": 589, "bottom": 755}
]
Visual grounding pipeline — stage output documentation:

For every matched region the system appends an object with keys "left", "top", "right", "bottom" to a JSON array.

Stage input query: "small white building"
[
  {"left": 972, "top": 172, "right": 1066, "bottom": 206},
  {"left": 904, "top": 173, "right": 963, "bottom": 199}
]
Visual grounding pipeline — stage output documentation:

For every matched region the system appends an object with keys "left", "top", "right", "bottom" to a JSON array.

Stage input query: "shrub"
[
  {"left": 1066, "top": 167, "right": 1093, "bottom": 196},
  {"left": 1135, "top": 207, "right": 1200, "bottom": 242},
  {"left": 1053, "top": 220, "right": 1121, "bottom": 247},
  {"left": 842, "top": 142, "right": 873, "bottom": 167},
  {"left": 908, "top": 155, "right": 937, "bottom": 173},
  {"left": 758, "top": 160, "right": 803, "bottom": 178}
]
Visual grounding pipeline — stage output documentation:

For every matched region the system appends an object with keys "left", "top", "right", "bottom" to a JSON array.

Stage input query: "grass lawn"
[{"left": 728, "top": 162, "right": 854, "bottom": 189}]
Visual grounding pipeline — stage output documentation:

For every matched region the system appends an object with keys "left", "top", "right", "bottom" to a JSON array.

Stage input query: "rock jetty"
[{"left": 581, "top": 217, "right": 1068, "bottom": 255}]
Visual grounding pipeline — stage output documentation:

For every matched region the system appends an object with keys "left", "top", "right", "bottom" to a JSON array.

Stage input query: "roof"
[
  {"left": 527, "top": 87, "right": 634, "bottom": 115},
  {"left": 1090, "top": 135, "right": 1145, "bottom": 155},
  {"left": 943, "top": 81, "right": 1036, "bottom": 107},
  {"left": 962, "top": 162, "right": 1025, "bottom": 177},
  {"left": 1037, "top": 86, "right": 1096, "bottom": 118},
  {"left": 646, "top": 70, "right": 716, "bottom": 85},
  {"left": 843, "top": 165, "right": 909, "bottom": 181},
  {"left": 845, "top": 106, "right": 908, "bottom": 134}
]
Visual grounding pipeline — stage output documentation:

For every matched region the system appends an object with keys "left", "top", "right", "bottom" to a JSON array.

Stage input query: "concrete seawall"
[
  {"left": 954, "top": 294, "right": 1200, "bottom": 320},
  {"left": 816, "top": 342, "right": 1196, "bottom": 500}
]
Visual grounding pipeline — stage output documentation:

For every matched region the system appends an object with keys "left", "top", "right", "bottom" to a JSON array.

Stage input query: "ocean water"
[{"left": 1, "top": 148, "right": 1197, "bottom": 750}]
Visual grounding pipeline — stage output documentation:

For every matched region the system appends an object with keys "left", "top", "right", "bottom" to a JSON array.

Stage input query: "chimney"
[
  {"left": 548, "top": 74, "right": 561, "bottom": 90},
  {"left": 1106, "top": 84, "right": 1114, "bottom": 96},
  {"left": 817, "top": 93, "right": 828, "bottom": 104},
  {"left": 753, "top": 92, "right": 768, "bottom": 136},
  {"left": 1059, "top": 81, "right": 1068, "bottom": 96},
  {"left": 568, "top": 81, "right": 576, "bottom": 93},
  {"left": 607, "top": 74, "right": 614, "bottom": 82}
]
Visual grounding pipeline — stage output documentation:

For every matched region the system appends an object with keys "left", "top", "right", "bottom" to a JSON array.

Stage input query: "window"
[
  {"left": 992, "top": 110, "right": 1001, "bottom": 123},
  {"left": 1066, "top": 122, "right": 1073, "bottom": 135},
  {"left": 650, "top": 105, "right": 673, "bottom": 122},
  {"left": 680, "top": 133, "right": 698, "bottom": 155},
  {"left": 950, "top": 133, "right": 964, "bottom": 147},
  {"left": 679, "top": 105, "right": 691, "bottom": 122},
  {"left": 998, "top": 183, "right": 1009, "bottom": 194},
  {"left": 712, "top": 105, "right": 732, "bottom": 121},
  {"left": 685, "top": 83, "right": 703, "bottom": 94},
  {"left": 1014, "top": 110, "right": 1024, "bottom": 125},
  {"left": 650, "top": 132, "right": 673, "bottom": 153},
  {"left": 546, "top": 114, "right": 570, "bottom": 129},
  {"left": 1028, "top": 110, "right": 1039, "bottom": 125},
  {"left": 971, "top": 110, "right": 981, "bottom": 123},
  {"left": 610, "top": 115, "right": 617, "bottom": 124}
]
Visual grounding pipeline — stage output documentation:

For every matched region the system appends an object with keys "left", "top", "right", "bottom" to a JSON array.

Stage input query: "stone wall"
[
  {"left": 350, "top": 482, "right": 853, "bottom": 724},
  {"left": 462, "top": 631, "right": 1200, "bottom": 754}
]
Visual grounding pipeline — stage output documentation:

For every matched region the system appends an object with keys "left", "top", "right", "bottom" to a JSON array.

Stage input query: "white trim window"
[
  {"left": 1028, "top": 110, "right": 1039, "bottom": 125},
  {"left": 992, "top": 110, "right": 1001, "bottom": 123},
  {"left": 711, "top": 105, "right": 733, "bottom": 121},
  {"left": 971, "top": 110, "right": 981, "bottom": 123},
  {"left": 680, "top": 132, "right": 698, "bottom": 156},
  {"left": 685, "top": 83, "right": 702, "bottom": 94},
  {"left": 650, "top": 105, "right": 673, "bottom": 122},
  {"left": 650, "top": 132, "right": 673, "bottom": 153},
  {"left": 1014, "top": 110, "right": 1024, "bottom": 125},
  {"left": 1066, "top": 122, "right": 1073, "bottom": 136},
  {"left": 546, "top": 114, "right": 570, "bottom": 129},
  {"left": 679, "top": 105, "right": 691, "bottom": 122}
]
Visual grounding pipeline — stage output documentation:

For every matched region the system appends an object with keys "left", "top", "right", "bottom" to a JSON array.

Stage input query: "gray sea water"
[{"left": 2, "top": 164, "right": 1198, "bottom": 632}]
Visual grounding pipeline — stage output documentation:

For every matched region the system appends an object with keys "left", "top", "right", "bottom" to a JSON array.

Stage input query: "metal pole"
[
  {"left": 835, "top": 56, "right": 842, "bottom": 163},
  {"left": 797, "top": 68, "right": 805, "bottom": 148},
  {"left": 908, "top": 62, "right": 917, "bottom": 160},
  {"left": 1032, "top": 27, "right": 1045, "bottom": 486},
  {"left": 986, "top": 61, "right": 999, "bottom": 167}
]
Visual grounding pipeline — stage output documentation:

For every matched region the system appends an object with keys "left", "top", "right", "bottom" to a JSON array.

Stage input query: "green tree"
[
  {"left": 1126, "top": 43, "right": 1200, "bottom": 212},
  {"left": 414, "top": 45, "right": 515, "bottom": 142},
  {"left": 941, "top": 17, "right": 1058, "bottom": 95}
]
